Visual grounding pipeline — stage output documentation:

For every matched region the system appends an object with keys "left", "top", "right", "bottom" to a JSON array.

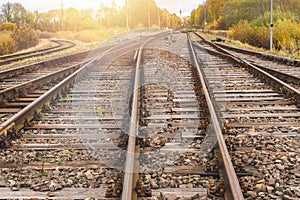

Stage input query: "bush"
[
  {"left": 228, "top": 20, "right": 253, "bottom": 44},
  {"left": 52, "top": 29, "right": 125, "bottom": 43},
  {"left": 273, "top": 18, "right": 300, "bottom": 53},
  {"left": 0, "top": 22, "right": 17, "bottom": 32},
  {"left": 228, "top": 16, "right": 300, "bottom": 52},
  {"left": 11, "top": 25, "right": 39, "bottom": 50},
  {"left": 36, "top": 30, "right": 53, "bottom": 39},
  {"left": 0, "top": 34, "right": 17, "bottom": 55}
]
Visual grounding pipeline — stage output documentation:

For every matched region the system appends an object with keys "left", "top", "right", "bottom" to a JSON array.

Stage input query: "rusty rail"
[
  {"left": 121, "top": 31, "right": 170, "bottom": 200},
  {"left": 0, "top": 41, "right": 146, "bottom": 144},
  {"left": 192, "top": 32, "right": 300, "bottom": 107},
  {"left": 0, "top": 60, "right": 89, "bottom": 105},
  {"left": 0, "top": 40, "right": 75, "bottom": 65},
  {"left": 187, "top": 33, "right": 245, "bottom": 200}
]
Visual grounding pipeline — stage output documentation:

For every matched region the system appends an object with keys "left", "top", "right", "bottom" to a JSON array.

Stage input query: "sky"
[{"left": 0, "top": 0, "right": 205, "bottom": 17}]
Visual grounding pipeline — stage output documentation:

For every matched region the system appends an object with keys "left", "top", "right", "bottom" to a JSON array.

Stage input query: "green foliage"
[
  {"left": 0, "top": 33, "right": 17, "bottom": 55},
  {"left": 36, "top": 171, "right": 47, "bottom": 177},
  {"left": 96, "top": 106, "right": 104, "bottom": 121}
]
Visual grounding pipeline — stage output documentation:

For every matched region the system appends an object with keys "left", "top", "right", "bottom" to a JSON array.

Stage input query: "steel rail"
[
  {"left": 0, "top": 60, "right": 90, "bottom": 104},
  {"left": 187, "top": 33, "right": 245, "bottom": 200},
  {"left": 192, "top": 32, "right": 300, "bottom": 106},
  {"left": 0, "top": 41, "right": 147, "bottom": 143},
  {"left": 193, "top": 31, "right": 300, "bottom": 66},
  {"left": 121, "top": 31, "right": 170, "bottom": 200},
  {"left": 0, "top": 40, "right": 76, "bottom": 65},
  {"left": 214, "top": 42, "right": 300, "bottom": 66},
  {"left": 251, "top": 63, "right": 300, "bottom": 85},
  {"left": 0, "top": 50, "right": 90, "bottom": 80},
  {"left": 194, "top": 32, "right": 300, "bottom": 83},
  {"left": 0, "top": 40, "right": 63, "bottom": 60}
]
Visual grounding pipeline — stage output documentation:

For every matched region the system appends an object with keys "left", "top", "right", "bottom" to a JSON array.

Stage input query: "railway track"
[
  {"left": 193, "top": 32, "right": 300, "bottom": 91},
  {"left": 0, "top": 33, "right": 168, "bottom": 199},
  {"left": 0, "top": 40, "right": 75, "bottom": 66},
  {"left": 0, "top": 30, "right": 299, "bottom": 200},
  {"left": 189, "top": 32, "right": 300, "bottom": 200},
  {"left": 132, "top": 36, "right": 227, "bottom": 199},
  {"left": 0, "top": 44, "right": 124, "bottom": 141}
]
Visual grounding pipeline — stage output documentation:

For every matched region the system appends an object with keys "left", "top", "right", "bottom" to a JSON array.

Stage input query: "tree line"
[
  {"left": 190, "top": 0, "right": 300, "bottom": 54},
  {"left": 0, "top": 1, "right": 181, "bottom": 55}
]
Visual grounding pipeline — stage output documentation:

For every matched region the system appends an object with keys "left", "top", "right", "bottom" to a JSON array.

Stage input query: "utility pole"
[
  {"left": 74, "top": 16, "right": 76, "bottom": 32},
  {"left": 126, "top": 0, "right": 129, "bottom": 30},
  {"left": 158, "top": 7, "right": 160, "bottom": 29},
  {"left": 166, "top": 14, "right": 168, "bottom": 30},
  {"left": 61, "top": 0, "right": 64, "bottom": 36},
  {"left": 147, "top": 0, "right": 151, "bottom": 29},
  {"left": 179, "top": 9, "right": 182, "bottom": 27},
  {"left": 270, "top": 0, "right": 273, "bottom": 51},
  {"left": 204, "top": 5, "right": 207, "bottom": 31}
]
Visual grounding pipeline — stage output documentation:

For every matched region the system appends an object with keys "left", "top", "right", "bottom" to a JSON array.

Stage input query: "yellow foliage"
[
  {"left": 274, "top": 18, "right": 300, "bottom": 53},
  {"left": 0, "top": 33, "right": 17, "bottom": 55},
  {"left": 0, "top": 22, "right": 17, "bottom": 32},
  {"left": 229, "top": 18, "right": 300, "bottom": 53},
  {"left": 228, "top": 20, "right": 252, "bottom": 44}
]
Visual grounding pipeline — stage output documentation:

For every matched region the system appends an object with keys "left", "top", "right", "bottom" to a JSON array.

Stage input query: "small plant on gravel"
[
  {"left": 96, "top": 106, "right": 104, "bottom": 121},
  {"left": 45, "top": 101, "right": 51, "bottom": 107},
  {"left": 61, "top": 140, "right": 75, "bottom": 160},
  {"left": 65, "top": 95, "right": 71, "bottom": 103},
  {"left": 37, "top": 171, "right": 47, "bottom": 177},
  {"left": 59, "top": 94, "right": 64, "bottom": 102},
  {"left": 61, "top": 142, "right": 74, "bottom": 152},
  {"left": 40, "top": 113, "right": 46, "bottom": 122}
]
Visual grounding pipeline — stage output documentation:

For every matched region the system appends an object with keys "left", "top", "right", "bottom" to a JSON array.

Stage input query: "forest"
[
  {"left": 190, "top": 0, "right": 300, "bottom": 55},
  {"left": 0, "top": 0, "right": 181, "bottom": 55}
]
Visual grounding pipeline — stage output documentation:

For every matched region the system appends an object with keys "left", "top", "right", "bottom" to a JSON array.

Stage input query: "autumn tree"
[{"left": 0, "top": 2, "right": 33, "bottom": 26}]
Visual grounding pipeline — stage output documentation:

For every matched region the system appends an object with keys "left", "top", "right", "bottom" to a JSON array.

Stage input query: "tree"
[
  {"left": 1, "top": 2, "right": 13, "bottom": 23},
  {"left": 0, "top": 2, "right": 33, "bottom": 26}
]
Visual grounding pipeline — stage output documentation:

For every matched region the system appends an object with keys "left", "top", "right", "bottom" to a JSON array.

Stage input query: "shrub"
[
  {"left": 11, "top": 25, "right": 39, "bottom": 50},
  {"left": 0, "top": 22, "right": 17, "bottom": 32},
  {"left": 36, "top": 30, "right": 53, "bottom": 39},
  {"left": 273, "top": 18, "right": 300, "bottom": 53},
  {"left": 0, "top": 34, "right": 17, "bottom": 55},
  {"left": 228, "top": 20, "right": 253, "bottom": 44},
  {"left": 228, "top": 16, "right": 300, "bottom": 52}
]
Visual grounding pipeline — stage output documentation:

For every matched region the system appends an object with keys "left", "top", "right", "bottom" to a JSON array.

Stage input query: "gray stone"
[
  {"left": 266, "top": 186, "right": 274, "bottom": 193},
  {"left": 0, "top": 180, "right": 6, "bottom": 187},
  {"left": 258, "top": 192, "right": 265, "bottom": 197},
  {"left": 49, "top": 181, "right": 62, "bottom": 192},
  {"left": 11, "top": 187, "right": 19, "bottom": 191},
  {"left": 67, "top": 179, "right": 73, "bottom": 186},
  {"left": 283, "top": 195, "right": 293, "bottom": 200},
  {"left": 150, "top": 180, "right": 159, "bottom": 189},
  {"left": 85, "top": 170, "right": 94, "bottom": 180},
  {"left": 247, "top": 191, "right": 257, "bottom": 198},
  {"left": 268, "top": 178, "right": 276, "bottom": 186},
  {"left": 275, "top": 191, "right": 283, "bottom": 196},
  {"left": 47, "top": 192, "right": 56, "bottom": 197},
  {"left": 165, "top": 194, "right": 178, "bottom": 200},
  {"left": 268, "top": 194, "right": 280, "bottom": 199}
]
